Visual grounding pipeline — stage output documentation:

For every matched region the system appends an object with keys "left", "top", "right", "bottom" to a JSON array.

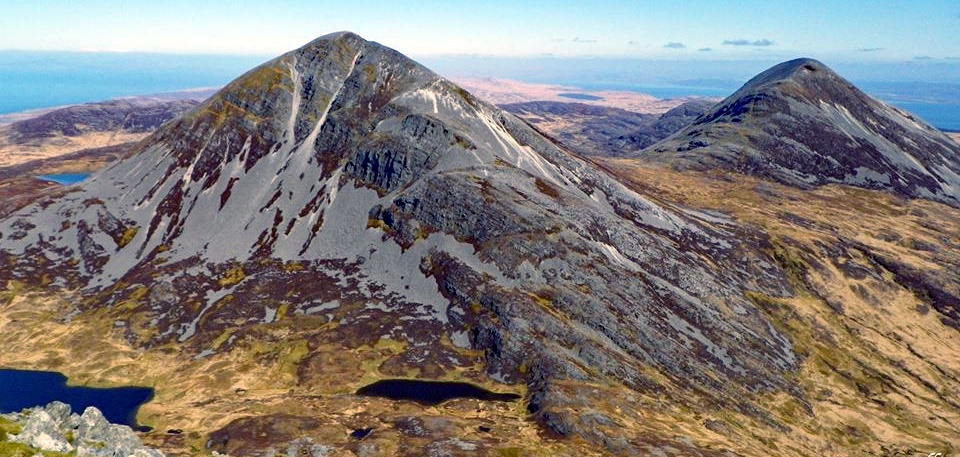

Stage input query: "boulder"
[{"left": 10, "top": 408, "right": 74, "bottom": 453}]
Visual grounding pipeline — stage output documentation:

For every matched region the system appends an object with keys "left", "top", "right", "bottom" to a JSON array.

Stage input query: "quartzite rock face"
[
  {"left": 0, "top": 32, "right": 798, "bottom": 451},
  {"left": 643, "top": 58, "right": 960, "bottom": 207},
  {"left": 7, "top": 402, "right": 163, "bottom": 457}
]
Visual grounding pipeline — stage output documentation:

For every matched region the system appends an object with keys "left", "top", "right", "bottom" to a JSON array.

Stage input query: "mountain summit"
[
  {"left": 644, "top": 58, "right": 960, "bottom": 206},
  {"left": 0, "top": 32, "right": 799, "bottom": 454}
]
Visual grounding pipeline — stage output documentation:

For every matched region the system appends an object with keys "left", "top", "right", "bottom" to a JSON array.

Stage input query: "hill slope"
[
  {"left": 643, "top": 58, "right": 960, "bottom": 207},
  {"left": 0, "top": 98, "right": 201, "bottom": 167},
  {"left": 502, "top": 99, "right": 713, "bottom": 157}
]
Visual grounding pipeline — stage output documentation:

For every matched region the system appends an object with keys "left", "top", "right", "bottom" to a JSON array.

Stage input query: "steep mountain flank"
[
  {"left": 0, "top": 32, "right": 801, "bottom": 455},
  {"left": 643, "top": 58, "right": 960, "bottom": 207},
  {"left": 599, "top": 158, "right": 960, "bottom": 457}
]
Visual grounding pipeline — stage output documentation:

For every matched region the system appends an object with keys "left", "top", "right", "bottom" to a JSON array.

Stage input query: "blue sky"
[{"left": 1, "top": 0, "right": 958, "bottom": 61}]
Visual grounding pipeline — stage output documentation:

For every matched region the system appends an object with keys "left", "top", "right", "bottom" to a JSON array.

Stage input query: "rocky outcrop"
[
  {"left": 643, "top": 58, "right": 960, "bottom": 207},
  {"left": 2, "top": 402, "right": 163, "bottom": 457}
]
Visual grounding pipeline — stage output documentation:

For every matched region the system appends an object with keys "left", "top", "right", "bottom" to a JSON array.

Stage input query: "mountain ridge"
[
  {"left": 0, "top": 32, "right": 802, "bottom": 455},
  {"left": 501, "top": 99, "right": 714, "bottom": 157},
  {"left": 642, "top": 57, "right": 960, "bottom": 207}
]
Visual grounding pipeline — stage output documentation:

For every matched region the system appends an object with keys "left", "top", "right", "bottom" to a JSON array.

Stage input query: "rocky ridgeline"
[{"left": 0, "top": 401, "right": 162, "bottom": 457}]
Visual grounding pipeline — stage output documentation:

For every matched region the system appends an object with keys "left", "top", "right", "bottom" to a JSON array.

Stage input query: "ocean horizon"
[
  {"left": 2, "top": 51, "right": 958, "bottom": 131},
  {"left": 0, "top": 50, "right": 268, "bottom": 115}
]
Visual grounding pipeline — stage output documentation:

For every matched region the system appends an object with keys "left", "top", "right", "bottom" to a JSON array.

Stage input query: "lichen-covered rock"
[
  {"left": 3, "top": 402, "right": 163, "bottom": 457},
  {"left": 75, "top": 406, "right": 162, "bottom": 457},
  {"left": 44, "top": 401, "right": 79, "bottom": 431},
  {"left": 11, "top": 408, "right": 73, "bottom": 453}
]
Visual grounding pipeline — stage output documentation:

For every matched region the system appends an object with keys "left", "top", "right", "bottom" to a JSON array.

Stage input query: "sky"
[
  {"left": 1, "top": 0, "right": 958, "bottom": 62},
  {"left": 1, "top": 0, "right": 958, "bottom": 114}
]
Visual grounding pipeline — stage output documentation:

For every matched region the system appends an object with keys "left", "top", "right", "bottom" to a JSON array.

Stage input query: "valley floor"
[{"left": 0, "top": 287, "right": 603, "bottom": 456}]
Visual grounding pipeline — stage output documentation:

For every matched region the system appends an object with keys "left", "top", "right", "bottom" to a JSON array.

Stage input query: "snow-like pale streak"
[
  {"left": 285, "top": 57, "right": 302, "bottom": 146},
  {"left": 294, "top": 50, "right": 363, "bottom": 157}
]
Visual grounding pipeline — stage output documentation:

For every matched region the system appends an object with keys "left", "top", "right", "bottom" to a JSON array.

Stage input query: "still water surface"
[{"left": 0, "top": 369, "right": 153, "bottom": 429}]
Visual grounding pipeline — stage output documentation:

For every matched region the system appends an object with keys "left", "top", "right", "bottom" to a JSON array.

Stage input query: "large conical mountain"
[
  {"left": 643, "top": 58, "right": 960, "bottom": 206},
  {"left": 0, "top": 32, "right": 801, "bottom": 454}
]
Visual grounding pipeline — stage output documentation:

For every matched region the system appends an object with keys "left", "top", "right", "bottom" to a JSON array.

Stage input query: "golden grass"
[
  {"left": 0, "top": 286, "right": 586, "bottom": 456},
  {"left": 2, "top": 155, "right": 959, "bottom": 455},
  {"left": 0, "top": 128, "right": 149, "bottom": 168},
  {"left": 594, "top": 159, "right": 960, "bottom": 456}
]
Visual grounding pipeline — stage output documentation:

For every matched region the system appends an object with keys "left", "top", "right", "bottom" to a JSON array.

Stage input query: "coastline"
[
  {"left": 0, "top": 106, "right": 69, "bottom": 126},
  {"left": 0, "top": 87, "right": 219, "bottom": 126}
]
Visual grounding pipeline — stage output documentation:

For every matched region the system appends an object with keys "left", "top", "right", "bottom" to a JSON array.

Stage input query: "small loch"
[
  {"left": 36, "top": 173, "right": 91, "bottom": 185},
  {"left": 355, "top": 379, "right": 521, "bottom": 406},
  {"left": 556, "top": 92, "right": 603, "bottom": 101},
  {"left": 0, "top": 369, "right": 154, "bottom": 430}
]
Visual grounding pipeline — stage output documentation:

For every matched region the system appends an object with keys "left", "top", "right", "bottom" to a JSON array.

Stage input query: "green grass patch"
[
  {"left": 117, "top": 226, "right": 139, "bottom": 249},
  {"left": 218, "top": 265, "right": 246, "bottom": 288},
  {"left": 0, "top": 416, "right": 22, "bottom": 441},
  {"left": 0, "top": 441, "right": 35, "bottom": 457},
  {"left": 767, "top": 239, "right": 808, "bottom": 288}
]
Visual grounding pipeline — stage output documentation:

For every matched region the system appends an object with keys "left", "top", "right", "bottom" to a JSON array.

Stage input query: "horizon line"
[{"left": 2, "top": 47, "right": 959, "bottom": 65}]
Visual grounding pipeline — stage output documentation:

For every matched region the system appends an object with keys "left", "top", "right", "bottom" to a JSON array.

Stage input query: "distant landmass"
[
  {"left": 0, "top": 93, "right": 209, "bottom": 167},
  {"left": 501, "top": 99, "right": 715, "bottom": 157},
  {"left": 451, "top": 76, "right": 710, "bottom": 113}
]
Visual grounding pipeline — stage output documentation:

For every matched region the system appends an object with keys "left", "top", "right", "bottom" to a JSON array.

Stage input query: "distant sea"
[
  {"left": 1, "top": 51, "right": 958, "bottom": 131},
  {"left": 0, "top": 51, "right": 267, "bottom": 115},
  {"left": 884, "top": 102, "right": 960, "bottom": 132}
]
